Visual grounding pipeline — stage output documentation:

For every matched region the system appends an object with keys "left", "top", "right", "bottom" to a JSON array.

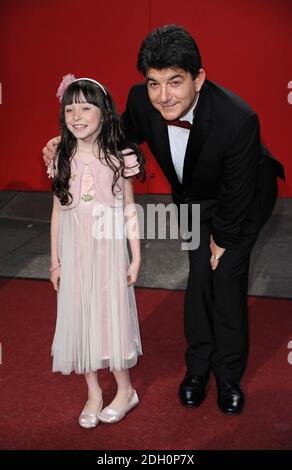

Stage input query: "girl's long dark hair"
[{"left": 52, "top": 80, "right": 145, "bottom": 205}]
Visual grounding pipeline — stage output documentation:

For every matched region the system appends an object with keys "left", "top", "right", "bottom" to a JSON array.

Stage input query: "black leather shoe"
[
  {"left": 217, "top": 379, "right": 245, "bottom": 415},
  {"left": 179, "top": 374, "right": 208, "bottom": 407}
]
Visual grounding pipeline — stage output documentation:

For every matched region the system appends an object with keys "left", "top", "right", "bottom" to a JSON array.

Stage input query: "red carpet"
[{"left": 0, "top": 278, "right": 291, "bottom": 450}]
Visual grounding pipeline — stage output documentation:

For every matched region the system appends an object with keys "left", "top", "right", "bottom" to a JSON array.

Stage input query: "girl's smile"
[{"left": 65, "top": 95, "right": 102, "bottom": 143}]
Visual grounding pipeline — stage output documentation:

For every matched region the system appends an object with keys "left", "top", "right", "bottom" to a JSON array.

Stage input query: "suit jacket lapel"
[{"left": 182, "top": 81, "right": 212, "bottom": 189}]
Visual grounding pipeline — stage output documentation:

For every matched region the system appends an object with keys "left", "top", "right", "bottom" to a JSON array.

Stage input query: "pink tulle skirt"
[{"left": 51, "top": 199, "right": 142, "bottom": 374}]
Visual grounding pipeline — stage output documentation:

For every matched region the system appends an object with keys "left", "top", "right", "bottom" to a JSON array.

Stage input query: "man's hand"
[
  {"left": 210, "top": 235, "right": 226, "bottom": 271},
  {"left": 42, "top": 136, "right": 61, "bottom": 166}
]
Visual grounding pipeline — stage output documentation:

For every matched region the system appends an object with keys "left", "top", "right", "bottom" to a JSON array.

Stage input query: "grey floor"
[{"left": 0, "top": 191, "right": 291, "bottom": 298}]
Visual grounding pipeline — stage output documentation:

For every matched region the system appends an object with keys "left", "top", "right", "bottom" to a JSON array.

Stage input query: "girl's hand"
[
  {"left": 210, "top": 235, "right": 226, "bottom": 271},
  {"left": 50, "top": 267, "right": 61, "bottom": 291},
  {"left": 127, "top": 259, "right": 141, "bottom": 286}
]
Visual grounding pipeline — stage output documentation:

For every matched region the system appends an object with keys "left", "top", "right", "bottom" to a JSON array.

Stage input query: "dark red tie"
[{"left": 164, "top": 119, "right": 192, "bottom": 130}]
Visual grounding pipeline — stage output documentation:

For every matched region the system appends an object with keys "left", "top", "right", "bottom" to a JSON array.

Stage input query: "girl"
[{"left": 48, "top": 74, "right": 145, "bottom": 428}]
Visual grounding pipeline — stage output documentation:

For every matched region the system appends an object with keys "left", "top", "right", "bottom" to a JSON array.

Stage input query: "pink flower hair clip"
[
  {"left": 56, "top": 73, "right": 76, "bottom": 102},
  {"left": 56, "top": 73, "right": 107, "bottom": 102}
]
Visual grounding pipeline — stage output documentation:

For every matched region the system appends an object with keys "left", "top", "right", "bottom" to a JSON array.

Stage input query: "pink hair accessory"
[
  {"left": 56, "top": 73, "right": 107, "bottom": 102},
  {"left": 56, "top": 73, "right": 76, "bottom": 102}
]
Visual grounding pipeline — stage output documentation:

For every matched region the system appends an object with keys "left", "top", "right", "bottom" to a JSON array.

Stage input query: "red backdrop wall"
[{"left": 0, "top": 0, "right": 291, "bottom": 195}]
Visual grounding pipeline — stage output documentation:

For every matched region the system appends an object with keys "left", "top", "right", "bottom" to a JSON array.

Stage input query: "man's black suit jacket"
[{"left": 122, "top": 79, "right": 284, "bottom": 249}]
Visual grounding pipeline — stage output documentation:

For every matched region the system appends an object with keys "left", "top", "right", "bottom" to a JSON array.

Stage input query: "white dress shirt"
[{"left": 167, "top": 93, "right": 200, "bottom": 183}]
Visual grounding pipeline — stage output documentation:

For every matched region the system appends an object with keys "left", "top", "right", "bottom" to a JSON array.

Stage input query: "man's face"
[{"left": 145, "top": 67, "right": 205, "bottom": 120}]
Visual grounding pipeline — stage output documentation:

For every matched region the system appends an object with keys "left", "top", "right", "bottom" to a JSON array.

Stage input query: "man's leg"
[
  {"left": 211, "top": 232, "right": 258, "bottom": 414},
  {"left": 179, "top": 223, "right": 214, "bottom": 407},
  {"left": 212, "top": 233, "right": 258, "bottom": 380},
  {"left": 184, "top": 223, "right": 214, "bottom": 376}
]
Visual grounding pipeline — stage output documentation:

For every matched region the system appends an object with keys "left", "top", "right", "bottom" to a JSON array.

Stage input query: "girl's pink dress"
[{"left": 50, "top": 152, "right": 142, "bottom": 374}]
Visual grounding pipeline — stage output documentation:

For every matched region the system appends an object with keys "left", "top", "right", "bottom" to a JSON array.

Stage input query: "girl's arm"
[
  {"left": 50, "top": 195, "right": 61, "bottom": 291},
  {"left": 123, "top": 178, "right": 141, "bottom": 286}
]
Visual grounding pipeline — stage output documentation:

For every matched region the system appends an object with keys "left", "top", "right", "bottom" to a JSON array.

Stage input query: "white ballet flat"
[
  {"left": 99, "top": 390, "right": 139, "bottom": 423},
  {"left": 79, "top": 399, "right": 103, "bottom": 429}
]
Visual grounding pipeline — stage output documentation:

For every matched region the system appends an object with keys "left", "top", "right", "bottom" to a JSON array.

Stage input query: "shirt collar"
[{"left": 180, "top": 92, "right": 200, "bottom": 124}]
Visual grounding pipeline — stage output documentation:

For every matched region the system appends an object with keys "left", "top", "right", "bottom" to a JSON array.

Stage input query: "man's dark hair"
[{"left": 137, "top": 24, "right": 202, "bottom": 79}]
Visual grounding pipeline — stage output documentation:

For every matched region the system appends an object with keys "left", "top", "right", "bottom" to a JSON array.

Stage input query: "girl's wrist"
[{"left": 49, "top": 262, "right": 61, "bottom": 272}]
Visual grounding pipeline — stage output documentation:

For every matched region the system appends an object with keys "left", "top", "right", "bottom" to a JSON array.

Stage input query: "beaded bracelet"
[{"left": 49, "top": 263, "right": 61, "bottom": 272}]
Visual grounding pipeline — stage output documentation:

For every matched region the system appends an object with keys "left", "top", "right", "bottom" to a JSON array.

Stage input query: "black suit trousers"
[{"left": 184, "top": 222, "right": 259, "bottom": 382}]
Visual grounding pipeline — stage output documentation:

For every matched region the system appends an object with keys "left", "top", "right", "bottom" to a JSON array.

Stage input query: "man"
[{"left": 43, "top": 25, "right": 284, "bottom": 415}]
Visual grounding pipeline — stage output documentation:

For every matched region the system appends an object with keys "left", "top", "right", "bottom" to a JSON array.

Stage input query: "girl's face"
[{"left": 64, "top": 92, "right": 102, "bottom": 143}]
